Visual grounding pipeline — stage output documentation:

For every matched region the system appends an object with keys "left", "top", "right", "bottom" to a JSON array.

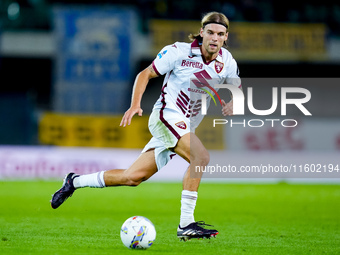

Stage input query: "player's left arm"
[
  {"left": 221, "top": 85, "right": 242, "bottom": 116},
  {"left": 221, "top": 57, "right": 242, "bottom": 116}
]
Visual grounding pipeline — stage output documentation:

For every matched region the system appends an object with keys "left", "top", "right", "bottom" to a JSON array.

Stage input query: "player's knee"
[
  {"left": 126, "top": 179, "right": 142, "bottom": 186},
  {"left": 126, "top": 175, "right": 143, "bottom": 186},
  {"left": 125, "top": 173, "right": 148, "bottom": 186},
  {"left": 196, "top": 150, "right": 210, "bottom": 166},
  {"left": 202, "top": 151, "right": 210, "bottom": 166}
]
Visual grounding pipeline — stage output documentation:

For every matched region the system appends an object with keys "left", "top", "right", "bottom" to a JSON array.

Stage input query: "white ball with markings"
[{"left": 120, "top": 216, "right": 156, "bottom": 249}]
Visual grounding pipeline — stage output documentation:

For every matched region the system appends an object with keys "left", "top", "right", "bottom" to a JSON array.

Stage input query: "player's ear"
[
  {"left": 200, "top": 27, "right": 204, "bottom": 37},
  {"left": 225, "top": 32, "right": 229, "bottom": 41}
]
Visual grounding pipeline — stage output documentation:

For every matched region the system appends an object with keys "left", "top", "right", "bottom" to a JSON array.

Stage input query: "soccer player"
[{"left": 51, "top": 11, "right": 241, "bottom": 241}]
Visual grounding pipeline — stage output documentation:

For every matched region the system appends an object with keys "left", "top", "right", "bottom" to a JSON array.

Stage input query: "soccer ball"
[{"left": 120, "top": 216, "right": 156, "bottom": 249}]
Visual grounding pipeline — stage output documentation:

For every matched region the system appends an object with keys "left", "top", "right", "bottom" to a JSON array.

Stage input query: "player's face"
[{"left": 200, "top": 24, "right": 228, "bottom": 57}]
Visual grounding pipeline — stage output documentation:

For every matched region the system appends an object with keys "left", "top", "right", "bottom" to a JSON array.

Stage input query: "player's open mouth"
[{"left": 210, "top": 44, "right": 218, "bottom": 49}]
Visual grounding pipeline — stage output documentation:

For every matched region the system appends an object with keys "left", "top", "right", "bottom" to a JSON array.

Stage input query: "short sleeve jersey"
[{"left": 152, "top": 39, "right": 241, "bottom": 131}]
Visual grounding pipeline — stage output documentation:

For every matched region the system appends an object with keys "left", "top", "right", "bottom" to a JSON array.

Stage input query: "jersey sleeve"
[
  {"left": 225, "top": 57, "right": 242, "bottom": 88},
  {"left": 152, "top": 44, "right": 179, "bottom": 76}
]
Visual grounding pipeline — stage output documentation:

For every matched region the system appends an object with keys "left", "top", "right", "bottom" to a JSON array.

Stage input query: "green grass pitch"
[{"left": 0, "top": 181, "right": 339, "bottom": 254}]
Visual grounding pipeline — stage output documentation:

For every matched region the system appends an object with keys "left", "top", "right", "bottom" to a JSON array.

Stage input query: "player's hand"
[
  {"left": 120, "top": 106, "right": 143, "bottom": 127},
  {"left": 221, "top": 99, "right": 233, "bottom": 116}
]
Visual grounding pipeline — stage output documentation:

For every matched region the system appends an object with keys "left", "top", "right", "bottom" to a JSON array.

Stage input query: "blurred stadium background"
[{"left": 0, "top": 0, "right": 339, "bottom": 181}]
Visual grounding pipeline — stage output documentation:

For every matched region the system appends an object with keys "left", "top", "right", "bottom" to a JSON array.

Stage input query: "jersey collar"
[{"left": 190, "top": 39, "right": 223, "bottom": 63}]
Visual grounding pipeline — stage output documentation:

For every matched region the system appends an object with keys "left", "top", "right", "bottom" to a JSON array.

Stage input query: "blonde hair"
[{"left": 189, "top": 12, "right": 229, "bottom": 47}]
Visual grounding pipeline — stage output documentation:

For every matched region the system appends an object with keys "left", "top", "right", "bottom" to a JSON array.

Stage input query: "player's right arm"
[{"left": 120, "top": 64, "right": 158, "bottom": 127}]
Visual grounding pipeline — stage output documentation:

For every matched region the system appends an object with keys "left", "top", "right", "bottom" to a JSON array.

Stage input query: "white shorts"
[{"left": 141, "top": 108, "right": 190, "bottom": 170}]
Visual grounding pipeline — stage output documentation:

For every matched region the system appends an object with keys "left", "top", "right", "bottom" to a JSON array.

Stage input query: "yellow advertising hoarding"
[
  {"left": 150, "top": 20, "right": 327, "bottom": 61},
  {"left": 39, "top": 113, "right": 224, "bottom": 149},
  {"left": 39, "top": 113, "right": 151, "bottom": 148}
]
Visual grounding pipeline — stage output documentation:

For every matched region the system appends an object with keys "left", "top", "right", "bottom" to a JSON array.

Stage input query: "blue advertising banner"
[{"left": 53, "top": 6, "right": 137, "bottom": 113}]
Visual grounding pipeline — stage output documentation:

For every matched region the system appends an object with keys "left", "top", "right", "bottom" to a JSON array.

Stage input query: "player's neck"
[{"left": 200, "top": 46, "right": 218, "bottom": 64}]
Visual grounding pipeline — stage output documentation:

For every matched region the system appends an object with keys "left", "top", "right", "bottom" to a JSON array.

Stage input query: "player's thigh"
[
  {"left": 124, "top": 149, "right": 158, "bottom": 181},
  {"left": 174, "top": 132, "right": 209, "bottom": 165},
  {"left": 148, "top": 109, "right": 190, "bottom": 149}
]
